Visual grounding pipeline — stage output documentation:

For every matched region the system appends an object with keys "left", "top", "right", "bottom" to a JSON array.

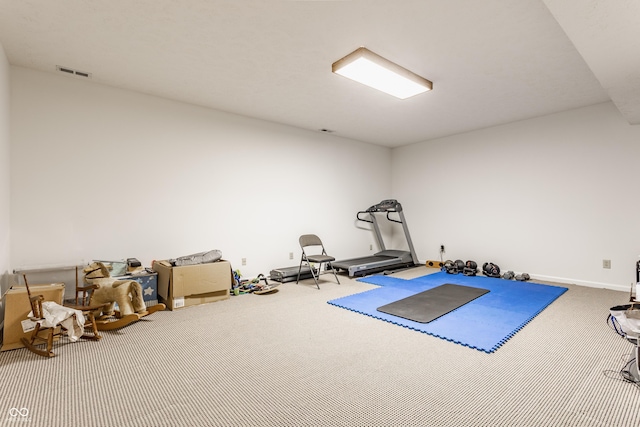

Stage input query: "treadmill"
[{"left": 332, "top": 199, "right": 419, "bottom": 277}]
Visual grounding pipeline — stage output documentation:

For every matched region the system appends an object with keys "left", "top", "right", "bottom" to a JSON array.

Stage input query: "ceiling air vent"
[{"left": 56, "top": 65, "right": 92, "bottom": 78}]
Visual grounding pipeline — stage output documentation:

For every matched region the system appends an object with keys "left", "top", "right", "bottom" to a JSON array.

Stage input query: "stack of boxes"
[{"left": 1, "top": 258, "right": 234, "bottom": 350}]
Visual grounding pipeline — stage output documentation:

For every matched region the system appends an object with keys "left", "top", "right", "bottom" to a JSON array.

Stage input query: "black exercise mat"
[{"left": 376, "top": 283, "right": 490, "bottom": 323}]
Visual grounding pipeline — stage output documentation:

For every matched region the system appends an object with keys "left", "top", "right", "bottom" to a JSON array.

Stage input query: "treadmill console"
[{"left": 368, "top": 199, "right": 402, "bottom": 212}]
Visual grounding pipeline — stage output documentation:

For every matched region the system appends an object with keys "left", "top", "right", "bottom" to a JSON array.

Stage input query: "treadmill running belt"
[{"left": 376, "top": 283, "right": 490, "bottom": 323}]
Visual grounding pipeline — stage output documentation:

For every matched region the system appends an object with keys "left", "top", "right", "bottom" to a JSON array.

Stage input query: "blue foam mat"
[{"left": 327, "top": 271, "right": 568, "bottom": 353}]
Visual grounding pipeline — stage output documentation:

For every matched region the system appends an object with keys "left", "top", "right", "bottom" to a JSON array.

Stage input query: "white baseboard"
[
  {"left": 417, "top": 261, "right": 631, "bottom": 293},
  {"left": 532, "top": 274, "right": 630, "bottom": 293}
]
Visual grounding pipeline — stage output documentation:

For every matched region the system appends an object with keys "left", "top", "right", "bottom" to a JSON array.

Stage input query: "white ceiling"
[{"left": 0, "top": 0, "right": 636, "bottom": 147}]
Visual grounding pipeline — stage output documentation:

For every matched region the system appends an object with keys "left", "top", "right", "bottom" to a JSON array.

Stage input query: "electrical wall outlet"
[
  {"left": 603, "top": 259, "right": 611, "bottom": 269},
  {"left": 289, "top": 252, "right": 294, "bottom": 260},
  {"left": 370, "top": 244, "right": 373, "bottom": 251},
  {"left": 440, "top": 245, "right": 445, "bottom": 254},
  {"left": 242, "top": 258, "right": 247, "bottom": 266}
]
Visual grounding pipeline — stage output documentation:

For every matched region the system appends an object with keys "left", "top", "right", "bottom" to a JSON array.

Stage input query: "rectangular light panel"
[{"left": 332, "top": 47, "right": 432, "bottom": 99}]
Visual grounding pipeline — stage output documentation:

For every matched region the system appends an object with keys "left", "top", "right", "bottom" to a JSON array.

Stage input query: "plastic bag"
[
  {"left": 609, "top": 304, "right": 640, "bottom": 338},
  {"left": 172, "top": 250, "right": 222, "bottom": 266}
]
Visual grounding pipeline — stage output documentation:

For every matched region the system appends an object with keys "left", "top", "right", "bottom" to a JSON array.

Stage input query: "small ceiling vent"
[{"left": 56, "top": 65, "right": 92, "bottom": 78}]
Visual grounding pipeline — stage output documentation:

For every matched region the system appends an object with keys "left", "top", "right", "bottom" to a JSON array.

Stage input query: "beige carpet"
[{"left": 1, "top": 266, "right": 639, "bottom": 426}]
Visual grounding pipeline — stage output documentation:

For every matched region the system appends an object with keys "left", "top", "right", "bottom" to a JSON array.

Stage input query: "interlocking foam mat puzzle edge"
[{"left": 327, "top": 271, "right": 568, "bottom": 353}]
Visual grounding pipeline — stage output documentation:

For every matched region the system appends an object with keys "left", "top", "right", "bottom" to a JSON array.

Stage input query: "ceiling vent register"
[{"left": 56, "top": 65, "right": 92, "bottom": 78}]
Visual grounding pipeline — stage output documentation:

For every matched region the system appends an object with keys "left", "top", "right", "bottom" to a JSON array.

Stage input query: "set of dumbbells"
[{"left": 443, "top": 260, "right": 530, "bottom": 281}]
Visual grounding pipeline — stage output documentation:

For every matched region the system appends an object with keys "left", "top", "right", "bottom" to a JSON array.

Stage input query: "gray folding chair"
[{"left": 296, "top": 234, "right": 340, "bottom": 289}]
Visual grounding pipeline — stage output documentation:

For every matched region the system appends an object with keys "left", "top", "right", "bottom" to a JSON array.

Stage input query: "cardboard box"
[
  {"left": 113, "top": 272, "right": 159, "bottom": 308},
  {"left": 152, "top": 260, "right": 231, "bottom": 310},
  {"left": 1, "top": 283, "right": 65, "bottom": 351}
]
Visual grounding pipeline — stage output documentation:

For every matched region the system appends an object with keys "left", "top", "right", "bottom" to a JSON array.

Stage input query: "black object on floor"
[{"left": 376, "top": 283, "right": 490, "bottom": 323}]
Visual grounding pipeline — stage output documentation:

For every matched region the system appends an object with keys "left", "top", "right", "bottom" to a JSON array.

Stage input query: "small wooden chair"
[
  {"left": 21, "top": 291, "right": 57, "bottom": 357},
  {"left": 21, "top": 270, "right": 104, "bottom": 357},
  {"left": 20, "top": 275, "right": 78, "bottom": 357},
  {"left": 62, "top": 267, "right": 106, "bottom": 341}
]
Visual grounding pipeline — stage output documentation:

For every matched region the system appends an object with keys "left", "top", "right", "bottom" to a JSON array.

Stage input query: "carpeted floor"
[{"left": 0, "top": 267, "right": 639, "bottom": 426}]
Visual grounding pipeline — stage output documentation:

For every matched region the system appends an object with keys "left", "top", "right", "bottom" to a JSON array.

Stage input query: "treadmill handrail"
[
  {"left": 359, "top": 206, "right": 404, "bottom": 225},
  {"left": 386, "top": 211, "right": 403, "bottom": 224},
  {"left": 356, "top": 211, "right": 374, "bottom": 223}
]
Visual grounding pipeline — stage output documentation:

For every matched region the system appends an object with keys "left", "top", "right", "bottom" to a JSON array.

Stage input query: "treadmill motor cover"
[{"left": 270, "top": 265, "right": 317, "bottom": 282}]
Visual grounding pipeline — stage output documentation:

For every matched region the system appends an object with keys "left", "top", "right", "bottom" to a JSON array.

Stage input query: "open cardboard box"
[
  {"left": 1, "top": 283, "right": 65, "bottom": 351},
  {"left": 152, "top": 260, "right": 231, "bottom": 310}
]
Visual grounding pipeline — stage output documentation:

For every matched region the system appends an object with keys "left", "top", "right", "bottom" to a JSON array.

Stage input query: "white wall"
[
  {"left": 0, "top": 43, "right": 11, "bottom": 326},
  {"left": 13, "top": 66, "right": 638, "bottom": 292},
  {"left": 10, "top": 67, "right": 391, "bottom": 278},
  {"left": 392, "top": 102, "right": 640, "bottom": 291}
]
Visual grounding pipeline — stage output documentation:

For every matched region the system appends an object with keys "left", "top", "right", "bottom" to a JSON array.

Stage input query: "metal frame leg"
[{"left": 329, "top": 263, "right": 340, "bottom": 285}]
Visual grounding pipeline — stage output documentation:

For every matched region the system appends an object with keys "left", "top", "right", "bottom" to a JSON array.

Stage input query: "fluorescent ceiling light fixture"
[{"left": 332, "top": 47, "right": 432, "bottom": 99}]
